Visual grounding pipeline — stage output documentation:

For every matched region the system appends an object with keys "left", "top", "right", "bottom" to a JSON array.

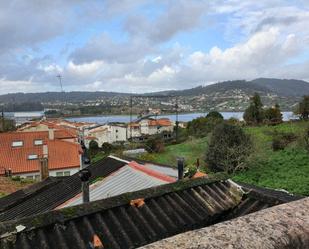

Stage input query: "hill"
[
  {"left": 0, "top": 78, "right": 308, "bottom": 112},
  {"left": 153, "top": 78, "right": 309, "bottom": 97}
]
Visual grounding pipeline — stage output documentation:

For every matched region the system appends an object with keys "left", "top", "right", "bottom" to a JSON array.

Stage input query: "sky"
[{"left": 0, "top": 0, "right": 309, "bottom": 94}]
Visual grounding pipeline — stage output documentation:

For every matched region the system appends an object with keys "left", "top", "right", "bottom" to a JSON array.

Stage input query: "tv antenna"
[{"left": 56, "top": 74, "right": 64, "bottom": 92}]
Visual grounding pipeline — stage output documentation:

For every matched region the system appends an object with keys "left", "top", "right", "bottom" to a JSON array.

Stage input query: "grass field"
[{"left": 138, "top": 121, "right": 309, "bottom": 195}]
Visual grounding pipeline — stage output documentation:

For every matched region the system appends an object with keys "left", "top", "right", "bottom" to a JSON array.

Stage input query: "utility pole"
[
  {"left": 175, "top": 96, "right": 179, "bottom": 143},
  {"left": 0, "top": 107, "right": 4, "bottom": 132},
  {"left": 56, "top": 74, "right": 64, "bottom": 92},
  {"left": 130, "top": 96, "right": 133, "bottom": 140}
]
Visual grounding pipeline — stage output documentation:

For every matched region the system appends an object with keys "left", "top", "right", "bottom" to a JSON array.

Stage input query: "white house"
[{"left": 84, "top": 123, "right": 127, "bottom": 148}]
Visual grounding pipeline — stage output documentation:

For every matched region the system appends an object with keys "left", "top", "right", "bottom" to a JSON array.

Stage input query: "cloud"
[
  {"left": 124, "top": 0, "right": 208, "bottom": 43},
  {"left": 0, "top": 0, "right": 308, "bottom": 94}
]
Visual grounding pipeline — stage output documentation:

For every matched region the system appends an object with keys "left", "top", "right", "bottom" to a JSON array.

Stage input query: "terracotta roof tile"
[{"left": 0, "top": 132, "right": 81, "bottom": 175}]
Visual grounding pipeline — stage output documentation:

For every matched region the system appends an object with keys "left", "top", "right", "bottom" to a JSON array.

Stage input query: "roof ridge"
[{"left": 128, "top": 161, "right": 175, "bottom": 182}]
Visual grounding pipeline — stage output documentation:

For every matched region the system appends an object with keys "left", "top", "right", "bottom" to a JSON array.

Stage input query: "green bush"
[
  {"left": 187, "top": 115, "right": 223, "bottom": 137},
  {"left": 206, "top": 123, "right": 252, "bottom": 173},
  {"left": 272, "top": 132, "right": 297, "bottom": 151},
  {"left": 145, "top": 137, "right": 165, "bottom": 153},
  {"left": 101, "top": 142, "right": 113, "bottom": 153}
]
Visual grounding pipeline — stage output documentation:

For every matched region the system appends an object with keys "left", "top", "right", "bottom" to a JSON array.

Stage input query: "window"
[
  {"left": 12, "top": 141, "right": 23, "bottom": 147},
  {"left": 56, "top": 172, "right": 63, "bottom": 177},
  {"left": 34, "top": 139, "right": 43, "bottom": 145},
  {"left": 26, "top": 175, "right": 34, "bottom": 180},
  {"left": 64, "top": 171, "right": 70, "bottom": 176},
  {"left": 116, "top": 129, "right": 118, "bottom": 133},
  {"left": 28, "top": 154, "right": 38, "bottom": 160}
]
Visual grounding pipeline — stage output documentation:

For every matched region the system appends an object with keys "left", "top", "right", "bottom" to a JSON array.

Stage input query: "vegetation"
[
  {"left": 295, "top": 95, "right": 309, "bottom": 120},
  {"left": 244, "top": 93, "right": 283, "bottom": 125},
  {"left": 264, "top": 104, "right": 283, "bottom": 124},
  {"left": 138, "top": 136, "right": 208, "bottom": 167},
  {"left": 3, "top": 102, "right": 44, "bottom": 112},
  {"left": 206, "top": 123, "right": 252, "bottom": 173},
  {"left": 136, "top": 121, "right": 309, "bottom": 195},
  {"left": 206, "top": 111, "right": 223, "bottom": 120},
  {"left": 145, "top": 136, "right": 165, "bottom": 153},
  {"left": 187, "top": 112, "right": 223, "bottom": 137},
  {"left": 0, "top": 117, "right": 16, "bottom": 132},
  {"left": 243, "top": 93, "right": 264, "bottom": 124}
]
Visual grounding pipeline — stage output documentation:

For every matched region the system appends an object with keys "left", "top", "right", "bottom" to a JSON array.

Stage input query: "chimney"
[
  {"left": 40, "top": 145, "right": 49, "bottom": 180},
  {"left": 48, "top": 129, "right": 54, "bottom": 140},
  {"left": 177, "top": 157, "right": 184, "bottom": 180},
  {"left": 79, "top": 168, "right": 92, "bottom": 203}
]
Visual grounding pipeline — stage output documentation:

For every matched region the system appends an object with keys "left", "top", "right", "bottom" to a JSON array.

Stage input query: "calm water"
[{"left": 67, "top": 112, "right": 298, "bottom": 124}]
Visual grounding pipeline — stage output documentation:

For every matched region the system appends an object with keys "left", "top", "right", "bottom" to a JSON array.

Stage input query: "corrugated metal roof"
[
  {"left": 143, "top": 163, "right": 178, "bottom": 178},
  {"left": 59, "top": 165, "right": 172, "bottom": 208},
  {"left": 0, "top": 177, "right": 299, "bottom": 249},
  {"left": 0, "top": 156, "right": 127, "bottom": 222}
]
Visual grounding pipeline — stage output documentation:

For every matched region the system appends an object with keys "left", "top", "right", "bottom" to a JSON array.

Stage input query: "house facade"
[
  {"left": 128, "top": 117, "right": 174, "bottom": 138},
  {"left": 84, "top": 123, "right": 127, "bottom": 148},
  {"left": 0, "top": 131, "right": 82, "bottom": 180}
]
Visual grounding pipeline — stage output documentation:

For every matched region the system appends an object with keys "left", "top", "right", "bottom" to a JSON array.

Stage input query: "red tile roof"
[
  {"left": 192, "top": 171, "right": 207, "bottom": 178},
  {"left": 0, "top": 131, "right": 82, "bottom": 175},
  {"left": 148, "top": 118, "right": 172, "bottom": 126}
]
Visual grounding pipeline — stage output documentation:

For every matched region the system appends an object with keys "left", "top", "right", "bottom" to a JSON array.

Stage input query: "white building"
[{"left": 84, "top": 123, "right": 127, "bottom": 148}]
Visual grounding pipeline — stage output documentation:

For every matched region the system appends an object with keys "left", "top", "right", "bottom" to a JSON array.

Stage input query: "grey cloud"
[
  {"left": 125, "top": 0, "right": 208, "bottom": 43},
  {"left": 70, "top": 34, "right": 154, "bottom": 64},
  {"left": 254, "top": 16, "right": 300, "bottom": 33}
]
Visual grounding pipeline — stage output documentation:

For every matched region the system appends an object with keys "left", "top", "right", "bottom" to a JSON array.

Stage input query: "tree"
[
  {"left": 0, "top": 117, "right": 16, "bottom": 132},
  {"left": 243, "top": 93, "right": 264, "bottom": 124},
  {"left": 187, "top": 114, "right": 223, "bottom": 137},
  {"left": 264, "top": 104, "right": 283, "bottom": 124},
  {"left": 206, "top": 123, "right": 252, "bottom": 173},
  {"left": 206, "top": 111, "right": 223, "bottom": 120},
  {"left": 295, "top": 96, "right": 309, "bottom": 120}
]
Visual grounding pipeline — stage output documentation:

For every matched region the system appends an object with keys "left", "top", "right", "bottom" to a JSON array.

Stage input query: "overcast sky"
[{"left": 0, "top": 0, "right": 308, "bottom": 94}]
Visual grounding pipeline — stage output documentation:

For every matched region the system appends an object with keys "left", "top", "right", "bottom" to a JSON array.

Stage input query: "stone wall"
[{"left": 142, "top": 198, "right": 309, "bottom": 249}]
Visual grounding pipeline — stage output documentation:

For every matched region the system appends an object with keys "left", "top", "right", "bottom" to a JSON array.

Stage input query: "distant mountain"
[
  {"left": 0, "top": 78, "right": 308, "bottom": 106},
  {"left": 153, "top": 78, "right": 309, "bottom": 97},
  {"left": 0, "top": 91, "right": 130, "bottom": 104},
  {"left": 251, "top": 78, "right": 309, "bottom": 97}
]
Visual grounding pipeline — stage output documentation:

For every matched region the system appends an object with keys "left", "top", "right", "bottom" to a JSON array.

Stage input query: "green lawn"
[
  {"left": 138, "top": 137, "right": 209, "bottom": 167},
  {"left": 138, "top": 121, "right": 309, "bottom": 196}
]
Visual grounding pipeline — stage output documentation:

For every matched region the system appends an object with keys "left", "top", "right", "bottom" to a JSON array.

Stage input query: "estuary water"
[{"left": 66, "top": 112, "right": 298, "bottom": 124}]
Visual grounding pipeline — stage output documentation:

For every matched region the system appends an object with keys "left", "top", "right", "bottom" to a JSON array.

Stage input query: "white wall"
[{"left": 14, "top": 167, "right": 80, "bottom": 180}]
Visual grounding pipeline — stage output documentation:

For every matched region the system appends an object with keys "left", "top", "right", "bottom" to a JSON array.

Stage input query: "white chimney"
[
  {"left": 43, "top": 144, "right": 48, "bottom": 158},
  {"left": 48, "top": 129, "right": 54, "bottom": 140}
]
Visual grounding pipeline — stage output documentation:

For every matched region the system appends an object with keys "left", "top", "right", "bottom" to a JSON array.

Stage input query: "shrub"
[
  {"left": 187, "top": 115, "right": 223, "bottom": 137},
  {"left": 264, "top": 104, "right": 283, "bottom": 125},
  {"left": 88, "top": 140, "right": 100, "bottom": 157},
  {"left": 101, "top": 142, "right": 113, "bottom": 153},
  {"left": 145, "top": 137, "right": 165, "bottom": 153},
  {"left": 295, "top": 95, "right": 309, "bottom": 120},
  {"left": 206, "top": 123, "right": 252, "bottom": 173},
  {"left": 272, "top": 132, "right": 298, "bottom": 151},
  {"left": 302, "top": 127, "right": 309, "bottom": 153}
]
